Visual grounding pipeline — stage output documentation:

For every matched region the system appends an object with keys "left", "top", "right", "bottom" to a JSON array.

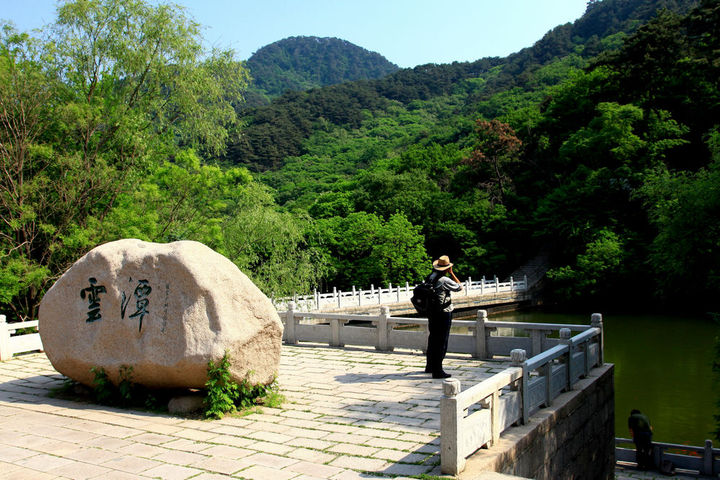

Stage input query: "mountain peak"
[{"left": 246, "top": 36, "right": 399, "bottom": 100}]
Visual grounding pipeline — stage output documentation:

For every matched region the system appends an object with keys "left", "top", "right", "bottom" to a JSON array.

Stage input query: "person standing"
[
  {"left": 628, "top": 409, "right": 654, "bottom": 470},
  {"left": 424, "top": 255, "right": 463, "bottom": 379}
]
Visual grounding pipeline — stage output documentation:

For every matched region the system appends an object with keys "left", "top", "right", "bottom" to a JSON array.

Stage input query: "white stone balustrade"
[
  {"left": 274, "top": 275, "right": 529, "bottom": 311},
  {"left": 616, "top": 438, "right": 720, "bottom": 476},
  {"left": 0, "top": 315, "right": 43, "bottom": 361},
  {"left": 439, "top": 313, "right": 604, "bottom": 475}
]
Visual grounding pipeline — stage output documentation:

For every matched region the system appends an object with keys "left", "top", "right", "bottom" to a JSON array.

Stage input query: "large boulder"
[{"left": 38, "top": 239, "right": 283, "bottom": 389}]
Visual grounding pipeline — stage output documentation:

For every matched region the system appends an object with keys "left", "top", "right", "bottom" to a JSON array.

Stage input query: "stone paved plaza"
[
  {"left": 2, "top": 345, "right": 714, "bottom": 480},
  {"left": 0, "top": 344, "right": 511, "bottom": 480}
]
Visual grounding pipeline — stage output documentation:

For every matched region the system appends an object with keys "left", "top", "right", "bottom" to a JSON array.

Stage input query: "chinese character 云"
[{"left": 80, "top": 277, "right": 106, "bottom": 322}]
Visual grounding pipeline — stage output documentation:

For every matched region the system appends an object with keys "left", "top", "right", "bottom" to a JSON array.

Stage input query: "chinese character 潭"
[
  {"left": 129, "top": 279, "right": 152, "bottom": 332},
  {"left": 80, "top": 277, "right": 106, "bottom": 322}
]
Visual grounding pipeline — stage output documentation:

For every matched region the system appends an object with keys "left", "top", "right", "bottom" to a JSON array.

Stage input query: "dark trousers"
[
  {"left": 634, "top": 431, "right": 653, "bottom": 469},
  {"left": 426, "top": 310, "right": 452, "bottom": 373}
]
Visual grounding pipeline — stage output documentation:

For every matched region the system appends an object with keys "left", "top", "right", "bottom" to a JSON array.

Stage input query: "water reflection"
[{"left": 488, "top": 310, "right": 718, "bottom": 446}]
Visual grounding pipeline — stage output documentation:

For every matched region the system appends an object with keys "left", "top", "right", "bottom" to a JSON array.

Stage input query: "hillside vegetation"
[
  {"left": 1, "top": 0, "right": 717, "bottom": 320},
  {"left": 228, "top": 0, "right": 717, "bottom": 311}
]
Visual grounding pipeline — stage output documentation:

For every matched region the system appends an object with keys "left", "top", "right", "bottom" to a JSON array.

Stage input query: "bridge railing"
[
  {"left": 274, "top": 275, "right": 529, "bottom": 311},
  {"left": 439, "top": 313, "right": 604, "bottom": 475},
  {"left": 616, "top": 438, "right": 720, "bottom": 476},
  {"left": 0, "top": 315, "right": 43, "bottom": 361},
  {"left": 280, "top": 302, "right": 592, "bottom": 360}
]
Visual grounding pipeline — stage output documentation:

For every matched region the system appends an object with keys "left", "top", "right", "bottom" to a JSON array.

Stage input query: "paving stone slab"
[{"left": 0, "top": 347, "right": 509, "bottom": 479}]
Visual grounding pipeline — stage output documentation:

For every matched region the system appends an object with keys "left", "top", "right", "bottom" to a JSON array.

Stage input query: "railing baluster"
[{"left": 0, "top": 315, "right": 10, "bottom": 361}]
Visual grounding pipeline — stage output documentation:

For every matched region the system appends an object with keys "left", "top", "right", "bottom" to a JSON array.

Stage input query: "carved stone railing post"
[
  {"left": 591, "top": 312, "right": 604, "bottom": 365},
  {"left": 560, "top": 328, "right": 572, "bottom": 389},
  {"left": 330, "top": 317, "right": 344, "bottom": 347},
  {"left": 284, "top": 302, "right": 297, "bottom": 345},
  {"left": 702, "top": 439, "right": 713, "bottom": 475},
  {"left": 376, "top": 306, "right": 393, "bottom": 352},
  {"left": 490, "top": 387, "right": 501, "bottom": 446},
  {"left": 0, "top": 314, "right": 11, "bottom": 361},
  {"left": 474, "top": 309, "right": 487, "bottom": 359},
  {"left": 511, "top": 349, "right": 528, "bottom": 424},
  {"left": 440, "top": 378, "right": 463, "bottom": 475}
]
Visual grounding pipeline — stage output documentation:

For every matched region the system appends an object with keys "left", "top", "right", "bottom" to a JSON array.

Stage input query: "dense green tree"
[
  {"left": 636, "top": 129, "right": 720, "bottom": 308},
  {"left": 0, "top": 0, "right": 249, "bottom": 318},
  {"left": 313, "top": 212, "right": 428, "bottom": 289}
]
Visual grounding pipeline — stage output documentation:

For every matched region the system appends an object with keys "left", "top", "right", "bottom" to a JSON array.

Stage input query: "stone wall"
[{"left": 461, "top": 364, "right": 615, "bottom": 480}]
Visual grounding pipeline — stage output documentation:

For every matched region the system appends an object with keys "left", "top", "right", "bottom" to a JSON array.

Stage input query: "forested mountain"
[
  {"left": 228, "top": 0, "right": 699, "bottom": 172},
  {"left": 245, "top": 36, "right": 399, "bottom": 104},
  {"left": 226, "top": 0, "right": 719, "bottom": 312},
  {"left": 2, "top": 0, "right": 717, "bottom": 321}
]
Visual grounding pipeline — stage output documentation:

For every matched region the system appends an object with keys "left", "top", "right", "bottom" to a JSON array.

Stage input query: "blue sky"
[{"left": 2, "top": 0, "right": 589, "bottom": 68}]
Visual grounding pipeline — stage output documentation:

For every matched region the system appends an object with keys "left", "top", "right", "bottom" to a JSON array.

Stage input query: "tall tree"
[
  {"left": 464, "top": 119, "right": 522, "bottom": 206},
  {"left": 0, "top": 0, "right": 249, "bottom": 319}
]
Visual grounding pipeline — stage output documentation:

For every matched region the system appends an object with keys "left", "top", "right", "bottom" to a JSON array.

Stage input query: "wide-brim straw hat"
[{"left": 433, "top": 255, "right": 453, "bottom": 271}]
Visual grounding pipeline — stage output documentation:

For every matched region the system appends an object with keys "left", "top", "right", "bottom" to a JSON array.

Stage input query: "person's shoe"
[{"left": 432, "top": 371, "right": 451, "bottom": 379}]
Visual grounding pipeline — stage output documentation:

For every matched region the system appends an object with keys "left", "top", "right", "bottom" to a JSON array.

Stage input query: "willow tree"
[{"left": 0, "top": 0, "right": 249, "bottom": 319}]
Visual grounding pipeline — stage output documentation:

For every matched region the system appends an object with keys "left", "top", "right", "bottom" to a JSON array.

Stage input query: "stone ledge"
[{"left": 459, "top": 363, "right": 615, "bottom": 480}]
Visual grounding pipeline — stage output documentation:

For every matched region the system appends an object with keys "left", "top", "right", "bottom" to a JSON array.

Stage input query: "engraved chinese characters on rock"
[
  {"left": 39, "top": 239, "right": 283, "bottom": 389},
  {"left": 120, "top": 278, "right": 152, "bottom": 332},
  {"left": 80, "top": 277, "right": 106, "bottom": 322}
]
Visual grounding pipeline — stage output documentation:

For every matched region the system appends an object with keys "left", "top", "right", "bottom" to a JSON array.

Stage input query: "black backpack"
[{"left": 410, "top": 275, "right": 442, "bottom": 314}]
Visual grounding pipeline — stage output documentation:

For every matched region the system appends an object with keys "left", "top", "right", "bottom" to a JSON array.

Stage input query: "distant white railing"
[
  {"left": 0, "top": 315, "right": 43, "bottom": 361},
  {"left": 275, "top": 275, "right": 529, "bottom": 311},
  {"left": 616, "top": 438, "right": 720, "bottom": 476}
]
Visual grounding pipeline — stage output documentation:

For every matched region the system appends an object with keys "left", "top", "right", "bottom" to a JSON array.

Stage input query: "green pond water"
[{"left": 487, "top": 310, "right": 718, "bottom": 447}]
